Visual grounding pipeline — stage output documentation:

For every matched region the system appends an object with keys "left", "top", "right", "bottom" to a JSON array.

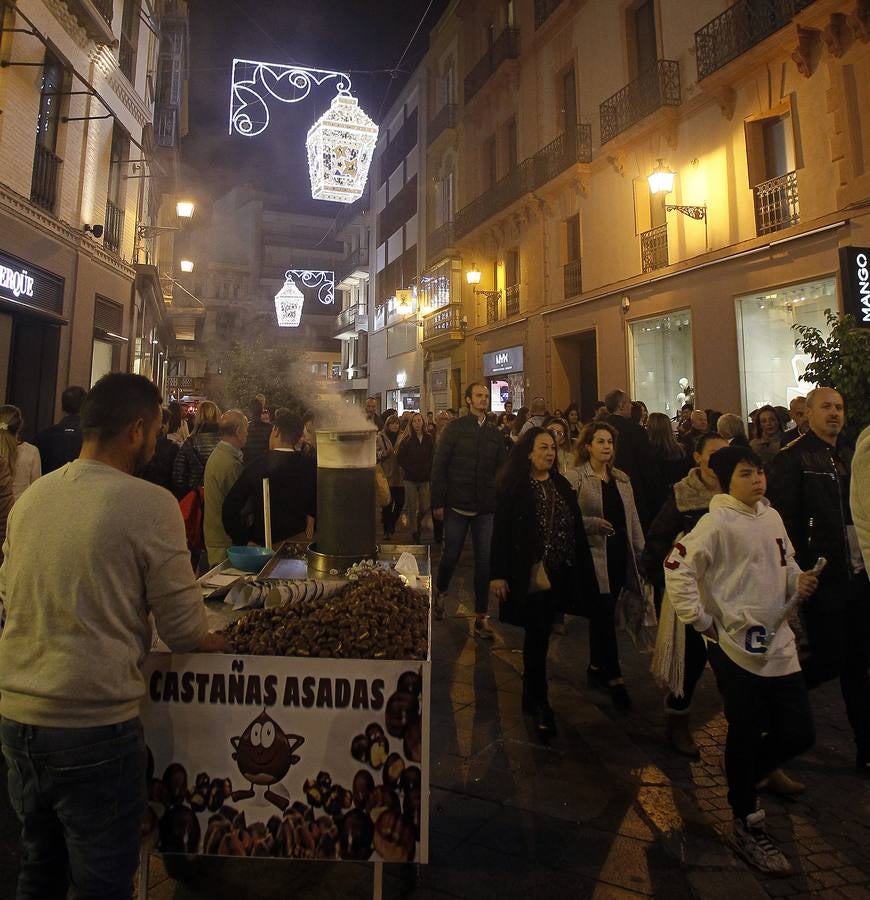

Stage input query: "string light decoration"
[
  {"left": 306, "top": 93, "right": 378, "bottom": 203},
  {"left": 229, "top": 59, "right": 379, "bottom": 204},
  {"left": 273, "top": 269, "right": 335, "bottom": 327},
  {"left": 274, "top": 278, "right": 305, "bottom": 328}
]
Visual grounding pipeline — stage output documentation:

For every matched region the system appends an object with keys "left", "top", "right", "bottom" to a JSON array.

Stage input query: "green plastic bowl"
[{"left": 226, "top": 545, "right": 274, "bottom": 573}]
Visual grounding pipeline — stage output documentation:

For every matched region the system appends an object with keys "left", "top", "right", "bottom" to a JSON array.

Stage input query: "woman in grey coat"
[{"left": 574, "top": 421, "right": 645, "bottom": 710}]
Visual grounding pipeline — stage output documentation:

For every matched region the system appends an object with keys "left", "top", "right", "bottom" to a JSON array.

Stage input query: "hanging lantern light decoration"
[
  {"left": 306, "top": 92, "right": 379, "bottom": 204},
  {"left": 274, "top": 275, "right": 305, "bottom": 327}
]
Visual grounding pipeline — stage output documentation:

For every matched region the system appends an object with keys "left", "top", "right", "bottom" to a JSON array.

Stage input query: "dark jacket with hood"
[
  {"left": 490, "top": 471, "right": 598, "bottom": 626},
  {"left": 641, "top": 467, "right": 718, "bottom": 589}
]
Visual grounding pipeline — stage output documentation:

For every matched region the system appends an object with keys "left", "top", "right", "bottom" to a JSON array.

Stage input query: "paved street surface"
[{"left": 1, "top": 520, "right": 868, "bottom": 899}]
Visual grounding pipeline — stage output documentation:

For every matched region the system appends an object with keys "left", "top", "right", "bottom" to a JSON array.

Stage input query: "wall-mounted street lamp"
[
  {"left": 647, "top": 159, "right": 707, "bottom": 248},
  {"left": 466, "top": 264, "right": 501, "bottom": 301},
  {"left": 137, "top": 200, "right": 196, "bottom": 241},
  {"left": 179, "top": 259, "right": 194, "bottom": 273}
]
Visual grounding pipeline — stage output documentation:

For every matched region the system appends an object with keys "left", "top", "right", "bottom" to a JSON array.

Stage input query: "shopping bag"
[
  {"left": 179, "top": 485, "right": 205, "bottom": 551},
  {"left": 615, "top": 581, "right": 657, "bottom": 652}
]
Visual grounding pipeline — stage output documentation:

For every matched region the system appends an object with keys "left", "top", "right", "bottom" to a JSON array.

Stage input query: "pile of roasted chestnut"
[{"left": 221, "top": 567, "right": 429, "bottom": 660}]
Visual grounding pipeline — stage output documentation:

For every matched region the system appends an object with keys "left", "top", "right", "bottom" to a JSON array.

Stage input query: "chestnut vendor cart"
[{"left": 137, "top": 542, "right": 432, "bottom": 900}]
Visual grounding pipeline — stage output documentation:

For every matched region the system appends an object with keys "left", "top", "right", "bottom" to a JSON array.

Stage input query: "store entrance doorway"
[
  {"left": 554, "top": 330, "right": 598, "bottom": 422},
  {"left": 7, "top": 316, "right": 60, "bottom": 440}
]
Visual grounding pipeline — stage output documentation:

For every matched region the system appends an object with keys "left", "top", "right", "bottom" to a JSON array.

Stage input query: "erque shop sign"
[
  {"left": 839, "top": 246, "right": 870, "bottom": 327},
  {"left": 0, "top": 249, "right": 64, "bottom": 315},
  {"left": 483, "top": 345, "right": 524, "bottom": 376},
  {"left": 140, "top": 652, "right": 428, "bottom": 864}
]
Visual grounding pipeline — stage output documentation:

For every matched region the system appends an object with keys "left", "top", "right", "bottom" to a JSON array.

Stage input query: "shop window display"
[
  {"left": 736, "top": 277, "right": 835, "bottom": 413},
  {"left": 630, "top": 312, "right": 693, "bottom": 415}
]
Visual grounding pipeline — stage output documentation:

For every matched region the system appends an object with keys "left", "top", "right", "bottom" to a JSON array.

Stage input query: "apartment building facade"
[
  {"left": 368, "top": 0, "right": 870, "bottom": 421},
  {"left": 0, "top": 0, "right": 190, "bottom": 434}
]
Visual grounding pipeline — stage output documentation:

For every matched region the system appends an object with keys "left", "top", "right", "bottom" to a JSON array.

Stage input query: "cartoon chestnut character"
[{"left": 230, "top": 710, "right": 304, "bottom": 811}]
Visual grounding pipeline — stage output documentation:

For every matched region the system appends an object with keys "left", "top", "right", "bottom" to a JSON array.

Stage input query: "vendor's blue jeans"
[
  {"left": 436, "top": 510, "right": 494, "bottom": 615},
  {"left": 1, "top": 717, "right": 146, "bottom": 900}
]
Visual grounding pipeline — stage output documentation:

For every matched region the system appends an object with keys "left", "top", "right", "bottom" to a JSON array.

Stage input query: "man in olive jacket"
[
  {"left": 767, "top": 387, "right": 870, "bottom": 774},
  {"left": 431, "top": 383, "right": 508, "bottom": 633}
]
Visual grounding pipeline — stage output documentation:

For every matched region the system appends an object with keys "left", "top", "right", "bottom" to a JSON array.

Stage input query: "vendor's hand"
[
  {"left": 433, "top": 507, "right": 444, "bottom": 522},
  {"left": 490, "top": 579, "right": 509, "bottom": 602},
  {"left": 196, "top": 631, "right": 228, "bottom": 653},
  {"left": 702, "top": 622, "right": 718, "bottom": 642},
  {"left": 797, "top": 571, "right": 819, "bottom": 600},
  {"left": 598, "top": 518, "right": 615, "bottom": 537},
  {"left": 305, "top": 525, "right": 315, "bottom": 540}
]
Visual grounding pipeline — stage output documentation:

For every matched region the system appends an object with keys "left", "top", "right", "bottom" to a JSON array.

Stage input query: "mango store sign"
[{"left": 840, "top": 246, "right": 870, "bottom": 327}]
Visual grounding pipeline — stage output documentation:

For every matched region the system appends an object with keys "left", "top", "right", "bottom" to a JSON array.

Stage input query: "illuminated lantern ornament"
[
  {"left": 275, "top": 277, "right": 304, "bottom": 327},
  {"left": 306, "top": 92, "right": 379, "bottom": 204}
]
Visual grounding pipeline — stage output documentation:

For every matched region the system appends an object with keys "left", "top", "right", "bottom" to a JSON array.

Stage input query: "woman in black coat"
[{"left": 490, "top": 427, "right": 598, "bottom": 737}]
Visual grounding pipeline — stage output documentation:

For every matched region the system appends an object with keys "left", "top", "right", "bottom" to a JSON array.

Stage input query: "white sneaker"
[{"left": 726, "top": 809, "right": 792, "bottom": 876}]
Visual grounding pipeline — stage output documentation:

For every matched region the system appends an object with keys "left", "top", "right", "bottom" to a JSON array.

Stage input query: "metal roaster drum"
[{"left": 308, "top": 428, "right": 377, "bottom": 572}]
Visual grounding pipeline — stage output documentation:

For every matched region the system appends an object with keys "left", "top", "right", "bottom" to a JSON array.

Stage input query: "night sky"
[{"left": 183, "top": 0, "right": 450, "bottom": 214}]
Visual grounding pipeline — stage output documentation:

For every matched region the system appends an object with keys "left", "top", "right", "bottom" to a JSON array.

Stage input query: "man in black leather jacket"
[
  {"left": 431, "top": 383, "right": 508, "bottom": 633},
  {"left": 767, "top": 387, "right": 870, "bottom": 774}
]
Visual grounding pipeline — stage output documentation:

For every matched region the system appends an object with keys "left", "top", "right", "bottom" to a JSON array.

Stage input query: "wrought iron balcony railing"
[
  {"left": 505, "top": 283, "right": 520, "bottom": 316},
  {"left": 455, "top": 160, "right": 533, "bottom": 240},
  {"left": 532, "top": 122, "right": 592, "bottom": 185},
  {"left": 535, "top": 0, "right": 563, "bottom": 29},
  {"left": 427, "top": 221, "right": 455, "bottom": 261},
  {"left": 334, "top": 304, "right": 368, "bottom": 338},
  {"left": 695, "top": 0, "right": 817, "bottom": 81},
  {"left": 92, "top": 0, "right": 113, "bottom": 25},
  {"left": 453, "top": 123, "right": 591, "bottom": 241},
  {"left": 754, "top": 170, "right": 800, "bottom": 236},
  {"left": 422, "top": 302, "right": 464, "bottom": 343},
  {"left": 486, "top": 294, "right": 501, "bottom": 325},
  {"left": 563, "top": 259, "right": 582, "bottom": 298},
  {"left": 336, "top": 247, "right": 369, "bottom": 283},
  {"left": 119, "top": 32, "right": 135, "bottom": 81},
  {"left": 31, "top": 145, "right": 62, "bottom": 212},
  {"left": 104, "top": 199, "right": 124, "bottom": 253},
  {"left": 64, "top": 0, "right": 114, "bottom": 43},
  {"left": 427, "top": 103, "right": 457, "bottom": 146},
  {"left": 154, "top": 105, "right": 178, "bottom": 148},
  {"left": 641, "top": 224, "right": 668, "bottom": 273},
  {"left": 464, "top": 28, "right": 520, "bottom": 104},
  {"left": 600, "top": 60, "right": 681, "bottom": 145}
]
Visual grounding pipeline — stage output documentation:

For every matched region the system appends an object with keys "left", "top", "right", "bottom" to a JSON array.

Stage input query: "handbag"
[
  {"left": 374, "top": 464, "right": 391, "bottom": 507},
  {"left": 527, "top": 480, "right": 556, "bottom": 594}
]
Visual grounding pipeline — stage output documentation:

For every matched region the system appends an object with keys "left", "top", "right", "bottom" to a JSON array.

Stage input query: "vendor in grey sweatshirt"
[{"left": 0, "top": 373, "right": 225, "bottom": 900}]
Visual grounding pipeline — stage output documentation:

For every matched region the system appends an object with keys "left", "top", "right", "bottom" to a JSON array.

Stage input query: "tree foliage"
[
  {"left": 793, "top": 310, "right": 870, "bottom": 444},
  {"left": 223, "top": 338, "right": 307, "bottom": 416}
]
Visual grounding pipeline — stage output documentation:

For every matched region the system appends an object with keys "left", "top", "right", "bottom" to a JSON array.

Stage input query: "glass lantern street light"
[
  {"left": 179, "top": 259, "right": 194, "bottom": 273},
  {"left": 647, "top": 159, "right": 708, "bottom": 249},
  {"left": 175, "top": 200, "right": 195, "bottom": 220},
  {"left": 465, "top": 264, "right": 499, "bottom": 301},
  {"left": 648, "top": 159, "right": 675, "bottom": 195},
  {"left": 306, "top": 93, "right": 379, "bottom": 204}
]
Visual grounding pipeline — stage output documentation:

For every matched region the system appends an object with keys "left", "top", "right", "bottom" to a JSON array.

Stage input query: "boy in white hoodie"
[{"left": 665, "top": 445, "right": 819, "bottom": 876}]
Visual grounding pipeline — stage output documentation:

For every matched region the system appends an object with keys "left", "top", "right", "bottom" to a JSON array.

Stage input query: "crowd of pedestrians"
[
  {"left": 0, "top": 372, "right": 867, "bottom": 895},
  {"left": 413, "top": 383, "right": 869, "bottom": 878}
]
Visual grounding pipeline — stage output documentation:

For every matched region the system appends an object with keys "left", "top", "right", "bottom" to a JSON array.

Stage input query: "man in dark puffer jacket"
[{"left": 430, "top": 383, "right": 507, "bottom": 633}]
